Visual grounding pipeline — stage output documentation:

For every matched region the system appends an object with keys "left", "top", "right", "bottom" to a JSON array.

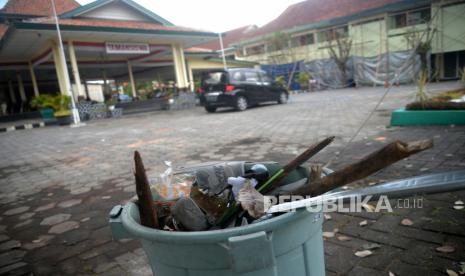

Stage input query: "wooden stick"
[
  {"left": 134, "top": 151, "right": 160, "bottom": 229},
  {"left": 290, "top": 139, "right": 433, "bottom": 196},
  {"left": 262, "top": 136, "right": 335, "bottom": 193}
]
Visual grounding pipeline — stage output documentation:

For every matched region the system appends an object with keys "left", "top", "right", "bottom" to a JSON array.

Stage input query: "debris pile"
[{"left": 133, "top": 136, "right": 434, "bottom": 231}]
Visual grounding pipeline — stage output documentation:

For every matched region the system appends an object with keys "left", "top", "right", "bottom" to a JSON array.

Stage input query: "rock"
[
  {"left": 3, "top": 206, "right": 29, "bottom": 216},
  {"left": 48, "top": 221, "right": 79, "bottom": 234},
  {"left": 57, "top": 199, "right": 82, "bottom": 208},
  {"left": 40, "top": 214, "right": 71, "bottom": 226},
  {"left": 34, "top": 203, "right": 55, "bottom": 212}
]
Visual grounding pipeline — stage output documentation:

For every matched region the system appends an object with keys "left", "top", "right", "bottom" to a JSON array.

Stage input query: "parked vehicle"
[{"left": 198, "top": 68, "right": 289, "bottom": 113}]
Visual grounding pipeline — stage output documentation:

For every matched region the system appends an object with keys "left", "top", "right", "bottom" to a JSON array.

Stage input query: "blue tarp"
[{"left": 261, "top": 62, "right": 303, "bottom": 91}]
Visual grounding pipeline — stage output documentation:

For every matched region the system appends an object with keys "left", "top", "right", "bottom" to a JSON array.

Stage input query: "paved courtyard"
[{"left": 0, "top": 82, "right": 464, "bottom": 275}]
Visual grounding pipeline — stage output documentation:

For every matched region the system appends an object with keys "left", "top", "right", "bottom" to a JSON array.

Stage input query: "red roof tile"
[
  {"left": 240, "top": 0, "right": 402, "bottom": 42},
  {"left": 1, "top": 0, "right": 80, "bottom": 16},
  {"left": 34, "top": 18, "right": 204, "bottom": 33},
  {"left": 0, "top": 24, "right": 8, "bottom": 39},
  {"left": 197, "top": 25, "right": 257, "bottom": 51}
]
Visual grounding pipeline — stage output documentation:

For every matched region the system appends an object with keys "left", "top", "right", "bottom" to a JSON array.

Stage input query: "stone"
[
  {"left": 19, "top": 212, "right": 35, "bottom": 220},
  {"left": 0, "top": 250, "right": 26, "bottom": 267},
  {"left": 58, "top": 199, "right": 82, "bottom": 208},
  {"left": 34, "top": 203, "right": 55, "bottom": 212},
  {"left": 70, "top": 187, "right": 91, "bottom": 195},
  {"left": 0, "top": 262, "right": 28, "bottom": 275},
  {"left": 23, "top": 235, "right": 55, "bottom": 250},
  {"left": 3, "top": 206, "right": 29, "bottom": 216},
  {"left": 40, "top": 213, "right": 71, "bottom": 226},
  {"left": 0, "top": 240, "right": 21, "bottom": 251},
  {"left": 14, "top": 219, "right": 33, "bottom": 228},
  {"left": 49, "top": 221, "right": 79, "bottom": 234}
]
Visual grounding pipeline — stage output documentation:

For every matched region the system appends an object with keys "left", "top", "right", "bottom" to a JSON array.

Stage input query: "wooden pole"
[
  {"left": 290, "top": 139, "right": 434, "bottom": 196},
  {"left": 134, "top": 151, "right": 159, "bottom": 229}
]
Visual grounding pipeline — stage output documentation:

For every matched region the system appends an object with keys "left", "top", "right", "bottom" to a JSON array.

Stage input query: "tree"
[
  {"left": 404, "top": 26, "right": 436, "bottom": 75},
  {"left": 327, "top": 31, "right": 352, "bottom": 85},
  {"left": 266, "top": 31, "right": 295, "bottom": 65}
]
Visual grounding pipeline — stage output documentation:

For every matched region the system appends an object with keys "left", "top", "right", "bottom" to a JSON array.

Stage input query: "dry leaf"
[
  {"left": 374, "top": 136, "right": 386, "bottom": 141},
  {"left": 337, "top": 235, "right": 351, "bottom": 241},
  {"left": 362, "top": 203, "right": 375, "bottom": 212},
  {"left": 446, "top": 269, "right": 458, "bottom": 276},
  {"left": 389, "top": 272, "right": 396, "bottom": 276},
  {"left": 359, "top": 220, "right": 368, "bottom": 226},
  {"left": 401, "top": 218, "right": 413, "bottom": 226},
  {"left": 323, "top": 232, "right": 335, "bottom": 238},
  {"left": 355, "top": 250, "right": 373, "bottom": 258},
  {"left": 237, "top": 181, "right": 264, "bottom": 219},
  {"left": 436, "top": 245, "right": 455, "bottom": 253},
  {"left": 324, "top": 214, "right": 332, "bottom": 220}
]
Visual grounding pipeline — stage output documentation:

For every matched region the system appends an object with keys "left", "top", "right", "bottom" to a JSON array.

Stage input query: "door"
[
  {"left": 259, "top": 70, "right": 281, "bottom": 101},
  {"left": 242, "top": 70, "right": 262, "bottom": 103}
]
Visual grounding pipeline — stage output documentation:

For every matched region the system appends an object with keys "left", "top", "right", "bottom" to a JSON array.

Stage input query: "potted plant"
[
  {"left": 30, "top": 94, "right": 55, "bottom": 121},
  {"left": 51, "top": 95, "right": 73, "bottom": 125}
]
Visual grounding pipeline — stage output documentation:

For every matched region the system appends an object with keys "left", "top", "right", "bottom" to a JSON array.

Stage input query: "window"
[
  {"left": 317, "top": 31, "right": 329, "bottom": 43},
  {"left": 291, "top": 33, "right": 315, "bottom": 47},
  {"left": 259, "top": 71, "right": 272, "bottom": 83},
  {"left": 316, "top": 26, "right": 348, "bottom": 43},
  {"left": 390, "top": 8, "right": 431, "bottom": 29},
  {"left": 391, "top": 13, "right": 407, "bottom": 28},
  {"left": 246, "top": 44, "right": 265, "bottom": 56},
  {"left": 335, "top": 26, "right": 349, "bottom": 38},
  {"left": 407, "top": 8, "right": 431, "bottom": 25},
  {"left": 244, "top": 71, "right": 259, "bottom": 83}
]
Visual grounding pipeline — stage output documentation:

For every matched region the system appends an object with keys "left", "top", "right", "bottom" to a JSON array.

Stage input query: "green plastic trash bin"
[{"left": 110, "top": 202, "right": 325, "bottom": 276}]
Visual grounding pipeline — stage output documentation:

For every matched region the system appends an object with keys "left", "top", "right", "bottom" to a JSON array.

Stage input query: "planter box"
[{"left": 391, "top": 108, "right": 465, "bottom": 126}]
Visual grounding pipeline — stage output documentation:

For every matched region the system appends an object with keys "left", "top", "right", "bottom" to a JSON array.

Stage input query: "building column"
[
  {"left": 28, "top": 62, "right": 40, "bottom": 97},
  {"left": 8, "top": 79, "right": 17, "bottom": 104},
  {"left": 68, "top": 40, "right": 83, "bottom": 101},
  {"left": 187, "top": 62, "right": 194, "bottom": 92},
  {"left": 16, "top": 72, "right": 27, "bottom": 103},
  {"left": 52, "top": 42, "right": 67, "bottom": 94},
  {"left": 171, "top": 44, "right": 189, "bottom": 88},
  {"left": 127, "top": 60, "right": 137, "bottom": 97},
  {"left": 102, "top": 69, "right": 108, "bottom": 95}
]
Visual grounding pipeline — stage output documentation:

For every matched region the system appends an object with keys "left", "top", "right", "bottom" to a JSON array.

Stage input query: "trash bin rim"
[{"left": 121, "top": 202, "right": 320, "bottom": 244}]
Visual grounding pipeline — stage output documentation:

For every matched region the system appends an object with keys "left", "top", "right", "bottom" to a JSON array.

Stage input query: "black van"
[{"left": 198, "top": 68, "right": 289, "bottom": 113}]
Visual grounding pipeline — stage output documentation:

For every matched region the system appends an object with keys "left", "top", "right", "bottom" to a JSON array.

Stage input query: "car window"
[
  {"left": 259, "top": 71, "right": 272, "bottom": 83},
  {"left": 202, "top": 72, "right": 227, "bottom": 85},
  {"left": 231, "top": 71, "right": 246, "bottom": 83},
  {"left": 244, "top": 71, "right": 259, "bottom": 83}
]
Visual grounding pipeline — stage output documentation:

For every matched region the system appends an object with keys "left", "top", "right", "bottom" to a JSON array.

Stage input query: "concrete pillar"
[
  {"left": 16, "top": 72, "right": 27, "bottom": 102},
  {"left": 127, "top": 60, "right": 137, "bottom": 97},
  {"left": 29, "top": 62, "right": 40, "bottom": 97},
  {"left": 68, "top": 40, "right": 83, "bottom": 101},
  {"left": 171, "top": 44, "right": 189, "bottom": 88},
  {"left": 52, "top": 42, "right": 66, "bottom": 94},
  {"left": 8, "top": 79, "right": 17, "bottom": 104},
  {"left": 102, "top": 69, "right": 108, "bottom": 95},
  {"left": 187, "top": 63, "right": 194, "bottom": 92}
]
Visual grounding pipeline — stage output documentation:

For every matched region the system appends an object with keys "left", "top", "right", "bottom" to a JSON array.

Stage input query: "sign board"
[{"left": 105, "top": 42, "right": 150, "bottom": 54}]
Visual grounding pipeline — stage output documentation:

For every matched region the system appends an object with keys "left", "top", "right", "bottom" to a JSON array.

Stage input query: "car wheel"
[
  {"left": 235, "top": 96, "right": 248, "bottom": 111},
  {"left": 205, "top": 106, "right": 217, "bottom": 113},
  {"left": 278, "top": 92, "right": 288, "bottom": 104}
]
